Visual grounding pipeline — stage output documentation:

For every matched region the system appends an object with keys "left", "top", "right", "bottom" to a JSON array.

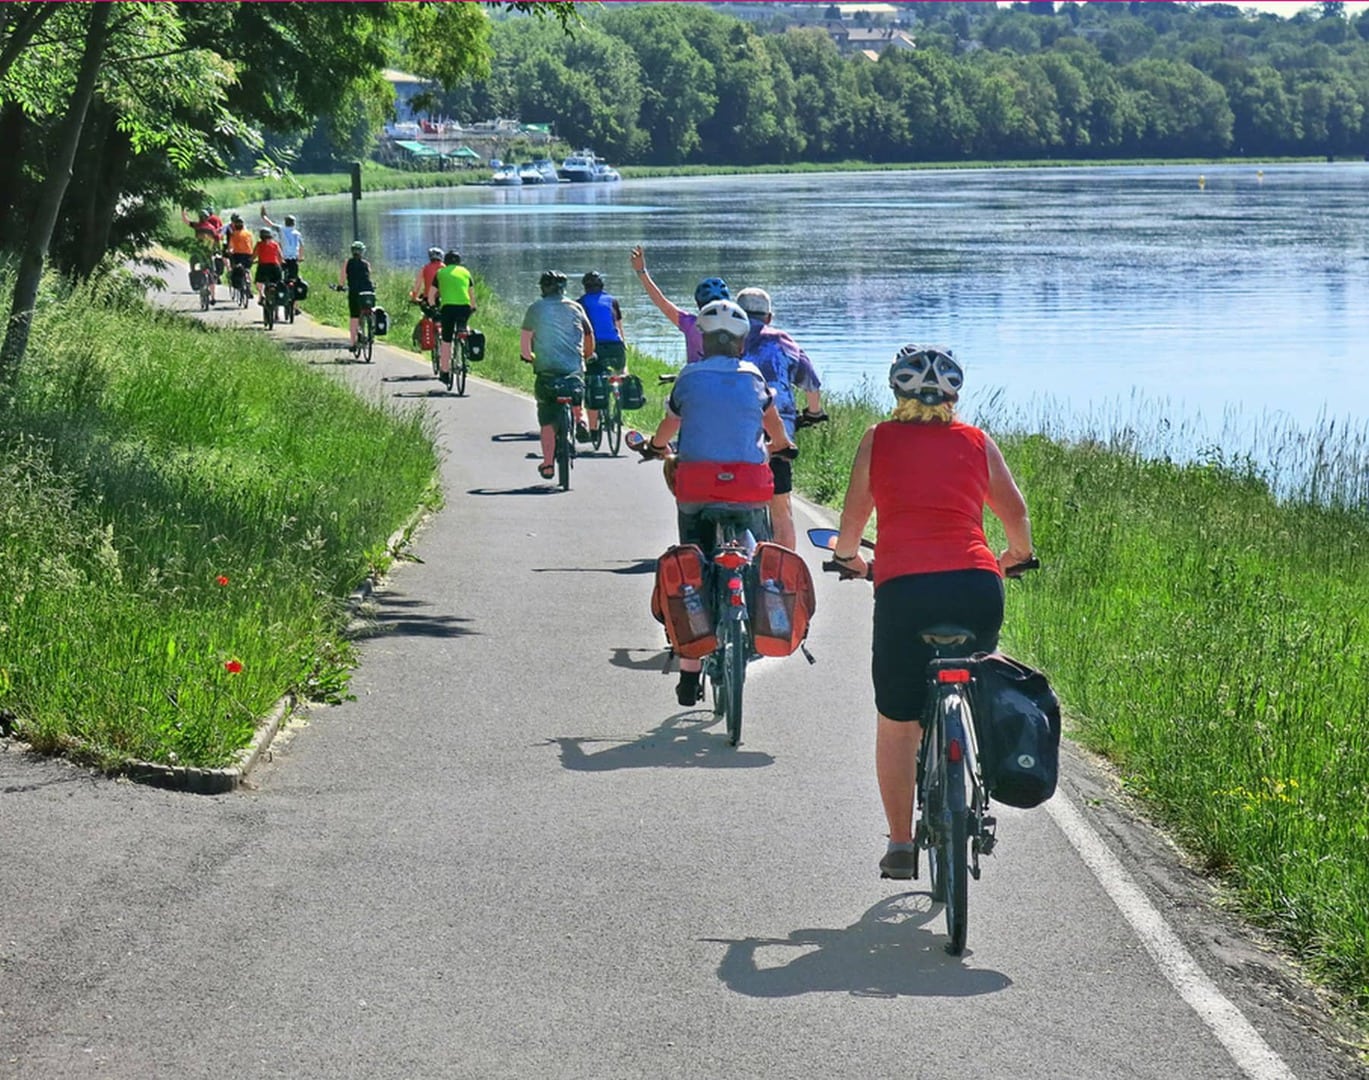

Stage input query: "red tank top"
[{"left": 869, "top": 420, "right": 1000, "bottom": 586}]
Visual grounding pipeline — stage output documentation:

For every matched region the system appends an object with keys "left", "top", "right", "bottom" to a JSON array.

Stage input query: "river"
[{"left": 275, "top": 162, "right": 1369, "bottom": 446}]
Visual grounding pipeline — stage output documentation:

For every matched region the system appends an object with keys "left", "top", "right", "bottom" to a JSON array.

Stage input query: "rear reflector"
[{"left": 937, "top": 669, "right": 971, "bottom": 683}]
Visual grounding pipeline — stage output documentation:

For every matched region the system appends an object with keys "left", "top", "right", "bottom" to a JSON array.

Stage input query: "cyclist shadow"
[
  {"left": 547, "top": 715, "right": 774, "bottom": 771},
  {"left": 491, "top": 432, "right": 540, "bottom": 443},
  {"left": 532, "top": 561, "right": 659, "bottom": 577},
  {"left": 705, "top": 894, "right": 1011, "bottom": 999}
]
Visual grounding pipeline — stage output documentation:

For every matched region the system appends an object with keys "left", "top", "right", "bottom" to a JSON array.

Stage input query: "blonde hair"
[{"left": 891, "top": 398, "right": 956, "bottom": 424}]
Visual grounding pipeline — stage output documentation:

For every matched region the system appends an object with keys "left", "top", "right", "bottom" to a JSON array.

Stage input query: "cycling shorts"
[
  {"left": 676, "top": 505, "right": 771, "bottom": 553},
  {"left": 769, "top": 455, "right": 793, "bottom": 496},
  {"left": 871, "top": 569, "right": 1003, "bottom": 722},
  {"left": 591, "top": 341, "right": 626, "bottom": 372},
  {"left": 440, "top": 304, "right": 472, "bottom": 342},
  {"left": 347, "top": 291, "right": 374, "bottom": 319},
  {"left": 254, "top": 263, "right": 282, "bottom": 284},
  {"left": 534, "top": 372, "right": 584, "bottom": 427}
]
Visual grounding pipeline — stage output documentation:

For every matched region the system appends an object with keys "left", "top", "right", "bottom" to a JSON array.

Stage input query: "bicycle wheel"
[
  {"left": 284, "top": 284, "right": 295, "bottom": 324},
  {"left": 455, "top": 339, "right": 468, "bottom": 396},
  {"left": 556, "top": 406, "right": 572, "bottom": 491},
  {"left": 199, "top": 286, "right": 210, "bottom": 312},
  {"left": 589, "top": 416, "right": 603, "bottom": 451},
  {"left": 929, "top": 694, "right": 971, "bottom": 955},
  {"left": 606, "top": 395, "right": 623, "bottom": 456},
  {"left": 263, "top": 290, "right": 274, "bottom": 329},
  {"left": 722, "top": 619, "right": 746, "bottom": 747},
  {"left": 362, "top": 315, "right": 374, "bottom": 363}
]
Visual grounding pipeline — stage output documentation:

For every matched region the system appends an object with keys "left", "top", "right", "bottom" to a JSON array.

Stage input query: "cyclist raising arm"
[
  {"left": 830, "top": 346, "right": 1032, "bottom": 881},
  {"left": 521, "top": 270, "right": 594, "bottom": 479},
  {"left": 640, "top": 299, "right": 795, "bottom": 706},
  {"left": 629, "top": 244, "right": 728, "bottom": 364}
]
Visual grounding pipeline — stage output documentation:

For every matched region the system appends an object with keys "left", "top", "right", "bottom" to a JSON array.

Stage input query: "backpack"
[
  {"left": 618, "top": 373, "right": 646, "bottom": 410},
  {"left": 748, "top": 542, "right": 816, "bottom": 657},
  {"left": 650, "top": 544, "right": 715, "bottom": 659},
  {"left": 969, "top": 653, "right": 1061, "bottom": 809}
]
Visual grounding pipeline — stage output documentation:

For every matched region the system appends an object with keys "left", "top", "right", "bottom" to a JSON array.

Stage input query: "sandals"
[{"left": 537, "top": 463, "right": 555, "bottom": 479}]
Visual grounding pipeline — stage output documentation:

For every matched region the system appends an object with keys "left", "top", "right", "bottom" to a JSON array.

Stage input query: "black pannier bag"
[
  {"left": 970, "top": 653, "right": 1061, "bottom": 809},
  {"left": 292, "top": 278, "right": 309, "bottom": 301},
  {"left": 465, "top": 329, "right": 485, "bottom": 361},
  {"left": 618, "top": 373, "right": 646, "bottom": 410},
  {"left": 550, "top": 374, "right": 583, "bottom": 406},
  {"left": 373, "top": 306, "right": 388, "bottom": 335},
  {"left": 585, "top": 370, "right": 610, "bottom": 409},
  {"left": 188, "top": 267, "right": 206, "bottom": 290}
]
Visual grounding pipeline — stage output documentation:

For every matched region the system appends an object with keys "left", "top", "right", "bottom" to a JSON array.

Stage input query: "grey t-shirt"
[{"left": 521, "top": 296, "right": 590, "bottom": 376}]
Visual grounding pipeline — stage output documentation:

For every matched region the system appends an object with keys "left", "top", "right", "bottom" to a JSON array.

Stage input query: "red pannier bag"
[
  {"left": 749, "top": 542, "right": 816, "bottom": 657},
  {"left": 418, "top": 317, "right": 437, "bottom": 351},
  {"left": 650, "top": 544, "right": 716, "bottom": 660}
]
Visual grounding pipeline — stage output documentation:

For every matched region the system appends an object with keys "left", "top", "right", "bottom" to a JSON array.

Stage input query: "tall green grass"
[{"left": 0, "top": 267, "right": 439, "bottom": 768}]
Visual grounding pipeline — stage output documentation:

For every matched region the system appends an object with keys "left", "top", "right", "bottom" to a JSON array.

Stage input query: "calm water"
[{"left": 281, "top": 164, "right": 1369, "bottom": 437}]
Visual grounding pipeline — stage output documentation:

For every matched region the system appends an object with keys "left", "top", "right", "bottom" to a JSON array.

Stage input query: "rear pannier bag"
[
  {"left": 373, "top": 306, "right": 389, "bottom": 335},
  {"left": 189, "top": 267, "right": 206, "bottom": 290},
  {"left": 618, "top": 373, "right": 646, "bottom": 410},
  {"left": 465, "top": 329, "right": 486, "bottom": 361},
  {"left": 969, "top": 653, "right": 1061, "bottom": 809},
  {"left": 292, "top": 278, "right": 309, "bottom": 301},
  {"left": 585, "top": 371, "right": 610, "bottom": 409},
  {"left": 650, "top": 544, "right": 715, "bottom": 659},
  {"left": 749, "top": 542, "right": 816, "bottom": 657}
]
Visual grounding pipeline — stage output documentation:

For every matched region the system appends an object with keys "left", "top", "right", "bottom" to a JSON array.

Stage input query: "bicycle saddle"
[{"left": 918, "top": 624, "right": 976, "bottom": 647}]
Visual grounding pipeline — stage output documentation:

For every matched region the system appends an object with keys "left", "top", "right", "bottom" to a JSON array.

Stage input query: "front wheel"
[{"left": 606, "top": 395, "right": 623, "bottom": 456}]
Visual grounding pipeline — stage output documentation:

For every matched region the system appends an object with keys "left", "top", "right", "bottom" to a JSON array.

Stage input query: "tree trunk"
[
  {"left": 0, "top": 103, "right": 29, "bottom": 254},
  {"left": 0, "top": 1, "right": 109, "bottom": 390}
]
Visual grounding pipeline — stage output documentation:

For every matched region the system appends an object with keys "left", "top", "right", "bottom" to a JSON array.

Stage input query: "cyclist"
[
  {"left": 224, "top": 214, "right": 255, "bottom": 298},
  {"left": 427, "top": 249, "right": 477, "bottom": 382},
  {"left": 182, "top": 207, "right": 223, "bottom": 303},
  {"left": 252, "top": 227, "right": 284, "bottom": 306},
  {"left": 339, "top": 240, "right": 376, "bottom": 356},
  {"left": 410, "top": 247, "right": 444, "bottom": 304},
  {"left": 629, "top": 244, "right": 727, "bottom": 364},
  {"left": 259, "top": 206, "right": 303, "bottom": 309},
  {"left": 828, "top": 346, "right": 1033, "bottom": 880},
  {"left": 520, "top": 270, "right": 594, "bottom": 479},
  {"left": 735, "top": 287, "right": 826, "bottom": 551},
  {"left": 576, "top": 270, "right": 627, "bottom": 438},
  {"left": 639, "top": 299, "right": 795, "bottom": 706}
]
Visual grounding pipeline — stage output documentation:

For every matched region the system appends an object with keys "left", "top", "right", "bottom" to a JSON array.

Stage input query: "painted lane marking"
[{"left": 1048, "top": 792, "right": 1296, "bottom": 1080}]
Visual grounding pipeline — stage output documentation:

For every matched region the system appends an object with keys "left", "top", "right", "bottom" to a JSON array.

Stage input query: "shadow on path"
[
  {"left": 531, "top": 559, "right": 658, "bottom": 577},
  {"left": 348, "top": 596, "right": 477, "bottom": 641},
  {"left": 467, "top": 485, "right": 561, "bottom": 497},
  {"left": 608, "top": 647, "right": 671, "bottom": 672},
  {"left": 492, "top": 431, "right": 540, "bottom": 443},
  {"left": 548, "top": 714, "right": 773, "bottom": 771},
  {"left": 705, "top": 894, "right": 1012, "bottom": 999}
]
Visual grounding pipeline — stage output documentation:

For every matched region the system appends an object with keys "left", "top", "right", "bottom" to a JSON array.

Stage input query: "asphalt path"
[{"left": 1, "top": 266, "right": 1362, "bottom": 1079}]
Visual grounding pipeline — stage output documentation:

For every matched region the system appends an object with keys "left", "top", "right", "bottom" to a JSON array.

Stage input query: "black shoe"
[
  {"left": 575, "top": 422, "right": 592, "bottom": 444},
  {"left": 879, "top": 845, "right": 916, "bottom": 880},
  {"left": 676, "top": 671, "right": 703, "bottom": 707}
]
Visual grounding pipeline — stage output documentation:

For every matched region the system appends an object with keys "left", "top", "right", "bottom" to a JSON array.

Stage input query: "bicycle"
[
  {"left": 230, "top": 261, "right": 252, "bottom": 309},
  {"left": 446, "top": 328, "right": 472, "bottom": 396},
  {"left": 192, "top": 262, "right": 213, "bottom": 311},
  {"left": 809, "top": 526, "right": 1038, "bottom": 955},
  {"left": 549, "top": 375, "right": 580, "bottom": 491},
  {"left": 331, "top": 285, "right": 375, "bottom": 362},
  {"left": 586, "top": 367, "right": 624, "bottom": 456}
]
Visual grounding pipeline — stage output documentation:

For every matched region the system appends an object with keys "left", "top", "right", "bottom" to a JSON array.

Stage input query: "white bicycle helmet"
[
  {"left": 427, "top": 246, "right": 442, "bottom": 259},
  {"left": 889, "top": 345, "right": 963, "bottom": 404},
  {"left": 696, "top": 299, "right": 751, "bottom": 341}
]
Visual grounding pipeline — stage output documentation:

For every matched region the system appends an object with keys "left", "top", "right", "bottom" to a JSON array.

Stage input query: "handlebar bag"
[
  {"left": 465, "top": 329, "right": 486, "bottom": 361},
  {"left": 749, "top": 542, "right": 816, "bottom": 657},
  {"left": 618, "top": 373, "right": 646, "bottom": 410},
  {"left": 651, "top": 544, "right": 715, "bottom": 660},
  {"left": 968, "top": 653, "right": 1061, "bottom": 809}
]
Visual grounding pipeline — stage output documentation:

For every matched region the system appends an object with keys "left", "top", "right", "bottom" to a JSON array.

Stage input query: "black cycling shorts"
[
  {"left": 254, "top": 263, "right": 282, "bottom": 285},
  {"left": 769, "top": 455, "right": 793, "bottom": 496},
  {"left": 440, "top": 304, "right": 472, "bottom": 342},
  {"left": 593, "top": 340, "right": 626, "bottom": 372},
  {"left": 872, "top": 569, "right": 1004, "bottom": 722}
]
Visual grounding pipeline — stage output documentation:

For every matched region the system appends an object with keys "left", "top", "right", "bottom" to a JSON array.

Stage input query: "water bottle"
[
  {"left": 760, "top": 579, "right": 790, "bottom": 637},
  {"left": 681, "top": 584, "right": 710, "bottom": 639}
]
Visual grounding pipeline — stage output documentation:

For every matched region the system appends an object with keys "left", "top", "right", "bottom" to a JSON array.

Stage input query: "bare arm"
[
  {"left": 260, "top": 205, "right": 276, "bottom": 228},
  {"left": 630, "top": 245, "right": 683, "bottom": 327},
  {"left": 763, "top": 403, "right": 793, "bottom": 454},
  {"left": 984, "top": 435, "right": 1033, "bottom": 569},
  {"left": 520, "top": 328, "right": 535, "bottom": 363},
  {"left": 833, "top": 426, "right": 877, "bottom": 567},
  {"left": 650, "top": 412, "right": 681, "bottom": 451}
]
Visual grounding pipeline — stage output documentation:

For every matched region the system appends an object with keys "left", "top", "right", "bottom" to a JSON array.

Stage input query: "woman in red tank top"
[{"left": 830, "top": 346, "right": 1034, "bottom": 881}]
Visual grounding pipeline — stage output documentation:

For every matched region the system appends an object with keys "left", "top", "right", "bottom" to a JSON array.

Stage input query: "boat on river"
[
  {"left": 559, "top": 148, "right": 620, "bottom": 183},
  {"left": 490, "top": 162, "right": 521, "bottom": 186},
  {"left": 518, "top": 162, "right": 546, "bottom": 184},
  {"left": 534, "top": 158, "right": 561, "bottom": 183}
]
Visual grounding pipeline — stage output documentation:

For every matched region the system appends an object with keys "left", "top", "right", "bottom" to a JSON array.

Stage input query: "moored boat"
[
  {"left": 518, "top": 162, "right": 545, "bottom": 184},
  {"left": 558, "top": 149, "right": 598, "bottom": 183},
  {"left": 491, "top": 162, "right": 522, "bottom": 186}
]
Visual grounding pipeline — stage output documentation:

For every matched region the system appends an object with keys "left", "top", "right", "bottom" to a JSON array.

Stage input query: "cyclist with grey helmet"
[
  {"left": 629, "top": 243, "right": 728, "bottom": 364},
  {"left": 521, "top": 270, "right": 595, "bottom": 479},
  {"left": 830, "top": 346, "right": 1033, "bottom": 881},
  {"left": 640, "top": 299, "right": 795, "bottom": 706},
  {"left": 338, "top": 240, "right": 375, "bottom": 355}
]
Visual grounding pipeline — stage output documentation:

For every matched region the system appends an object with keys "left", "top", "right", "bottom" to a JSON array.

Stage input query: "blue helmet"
[{"left": 693, "top": 277, "right": 729, "bottom": 308}]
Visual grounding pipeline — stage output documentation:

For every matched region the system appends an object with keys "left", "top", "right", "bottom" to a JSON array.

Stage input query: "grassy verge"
[{"left": 0, "top": 265, "right": 439, "bottom": 769}]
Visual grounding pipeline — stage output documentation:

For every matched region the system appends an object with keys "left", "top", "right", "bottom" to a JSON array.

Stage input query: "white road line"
[{"left": 1048, "top": 792, "right": 1297, "bottom": 1080}]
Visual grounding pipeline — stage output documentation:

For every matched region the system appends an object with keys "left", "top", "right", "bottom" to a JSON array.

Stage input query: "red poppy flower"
[
  {"left": 216, "top": 575, "right": 230, "bottom": 587},
  {"left": 224, "top": 659, "right": 243, "bottom": 674}
]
